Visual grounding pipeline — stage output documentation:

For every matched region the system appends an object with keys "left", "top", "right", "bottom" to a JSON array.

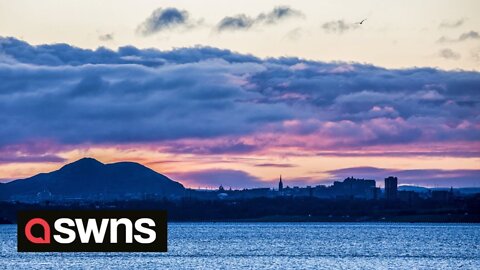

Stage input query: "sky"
[{"left": 0, "top": 0, "right": 479, "bottom": 188}]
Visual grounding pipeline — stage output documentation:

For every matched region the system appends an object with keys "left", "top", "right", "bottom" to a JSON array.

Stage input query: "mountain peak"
[
  {"left": 59, "top": 157, "right": 104, "bottom": 171},
  {"left": 1, "top": 157, "right": 185, "bottom": 201},
  {"left": 78, "top": 157, "right": 103, "bottom": 162},
  {"left": 70, "top": 157, "right": 103, "bottom": 165}
]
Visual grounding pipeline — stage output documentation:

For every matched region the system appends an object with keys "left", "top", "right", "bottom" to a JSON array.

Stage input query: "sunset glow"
[{"left": 0, "top": 0, "right": 479, "bottom": 188}]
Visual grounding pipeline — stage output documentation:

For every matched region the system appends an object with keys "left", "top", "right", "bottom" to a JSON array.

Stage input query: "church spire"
[{"left": 278, "top": 175, "right": 283, "bottom": 192}]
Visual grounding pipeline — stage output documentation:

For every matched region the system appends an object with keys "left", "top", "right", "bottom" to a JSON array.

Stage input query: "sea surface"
[{"left": 1, "top": 223, "right": 479, "bottom": 269}]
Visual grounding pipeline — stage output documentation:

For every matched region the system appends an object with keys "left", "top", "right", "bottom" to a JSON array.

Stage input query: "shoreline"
[{"left": 2, "top": 215, "right": 480, "bottom": 224}]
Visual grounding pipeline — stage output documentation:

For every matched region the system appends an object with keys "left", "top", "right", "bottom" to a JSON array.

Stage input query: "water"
[{"left": 1, "top": 223, "right": 479, "bottom": 269}]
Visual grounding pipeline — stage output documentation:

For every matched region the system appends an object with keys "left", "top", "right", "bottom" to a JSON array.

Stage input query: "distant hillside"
[
  {"left": 398, "top": 185, "right": 430, "bottom": 193},
  {"left": 398, "top": 185, "right": 480, "bottom": 195},
  {"left": 0, "top": 158, "right": 185, "bottom": 202}
]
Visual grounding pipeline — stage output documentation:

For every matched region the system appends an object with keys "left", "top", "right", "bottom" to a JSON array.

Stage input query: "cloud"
[
  {"left": 137, "top": 7, "right": 195, "bottom": 35},
  {"left": 322, "top": 20, "right": 359, "bottom": 34},
  {"left": 472, "top": 48, "right": 480, "bottom": 62},
  {"left": 255, "top": 163, "right": 297, "bottom": 168},
  {"left": 164, "top": 140, "right": 260, "bottom": 155},
  {"left": 216, "top": 6, "right": 303, "bottom": 32},
  {"left": 327, "top": 167, "right": 480, "bottom": 187},
  {"left": 438, "top": 48, "right": 461, "bottom": 60},
  {"left": 258, "top": 6, "right": 304, "bottom": 24},
  {"left": 171, "top": 169, "right": 269, "bottom": 189},
  {"left": 437, "top": 30, "right": 480, "bottom": 43},
  {"left": 439, "top": 19, "right": 465, "bottom": 28},
  {"left": 0, "top": 155, "right": 66, "bottom": 164},
  {"left": 315, "top": 150, "right": 480, "bottom": 158},
  {"left": 459, "top": 31, "right": 480, "bottom": 41},
  {"left": 98, "top": 33, "right": 114, "bottom": 41},
  {"left": 217, "top": 15, "right": 254, "bottom": 31},
  {"left": 0, "top": 37, "right": 479, "bottom": 158},
  {"left": 0, "top": 141, "right": 69, "bottom": 164},
  {"left": 284, "top": 27, "right": 303, "bottom": 41}
]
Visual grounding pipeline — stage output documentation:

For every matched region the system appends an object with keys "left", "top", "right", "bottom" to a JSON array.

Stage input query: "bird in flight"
[{"left": 356, "top": 19, "right": 367, "bottom": 25}]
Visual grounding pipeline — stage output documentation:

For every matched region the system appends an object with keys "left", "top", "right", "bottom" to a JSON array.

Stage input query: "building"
[
  {"left": 240, "top": 188, "right": 273, "bottom": 198},
  {"left": 331, "top": 177, "right": 377, "bottom": 200},
  {"left": 312, "top": 185, "right": 332, "bottom": 199},
  {"left": 385, "top": 176, "right": 398, "bottom": 200},
  {"left": 398, "top": 190, "right": 420, "bottom": 204},
  {"left": 431, "top": 190, "right": 453, "bottom": 202}
]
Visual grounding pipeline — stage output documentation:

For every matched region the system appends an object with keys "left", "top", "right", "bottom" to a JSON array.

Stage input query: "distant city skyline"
[
  {"left": 0, "top": 1, "right": 479, "bottom": 188},
  {"left": 1, "top": 157, "right": 478, "bottom": 189}
]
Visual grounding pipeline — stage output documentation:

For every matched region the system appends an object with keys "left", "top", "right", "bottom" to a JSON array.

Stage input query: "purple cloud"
[
  {"left": 0, "top": 155, "right": 66, "bottom": 164},
  {"left": 315, "top": 150, "right": 480, "bottom": 158},
  {"left": 254, "top": 163, "right": 297, "bottom": 168},
  {"left": 0, "top": 143, "right": 67, "bottom": 164},
  {"left": 0, "top": 37, "right": 479, "bottom": 158},
  {"left": 170, "top": 169, "right": 270, "bottom": 189}
]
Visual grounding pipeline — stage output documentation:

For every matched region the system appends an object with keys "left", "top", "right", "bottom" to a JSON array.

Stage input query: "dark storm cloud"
[
  {"left": 322, "top": 20, "right": 359, "bottom": 34},
  {"left": 0, "top": 37, "right": 479, "bottom": 156},
  {"left": 137, "top": 7, "right": 195, "bottom": 35},
  {"left": 327, "top": 167, "right": 480, "bottom": 187},
  {"left": 216, "top": 6, "right": 303, "bottom": 32},
  {"left": 438, "top": 48, "right": 461, "bottom": 60}
]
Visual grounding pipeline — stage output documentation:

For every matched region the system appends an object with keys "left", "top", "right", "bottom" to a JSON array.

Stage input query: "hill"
[{"left": 0, "top": 158, "right": 185, "bottom": 202}]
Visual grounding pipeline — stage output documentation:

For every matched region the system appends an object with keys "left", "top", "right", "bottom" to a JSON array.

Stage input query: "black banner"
[{"left": 17, "top": 210, "right": 167, "bottom": 252}]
